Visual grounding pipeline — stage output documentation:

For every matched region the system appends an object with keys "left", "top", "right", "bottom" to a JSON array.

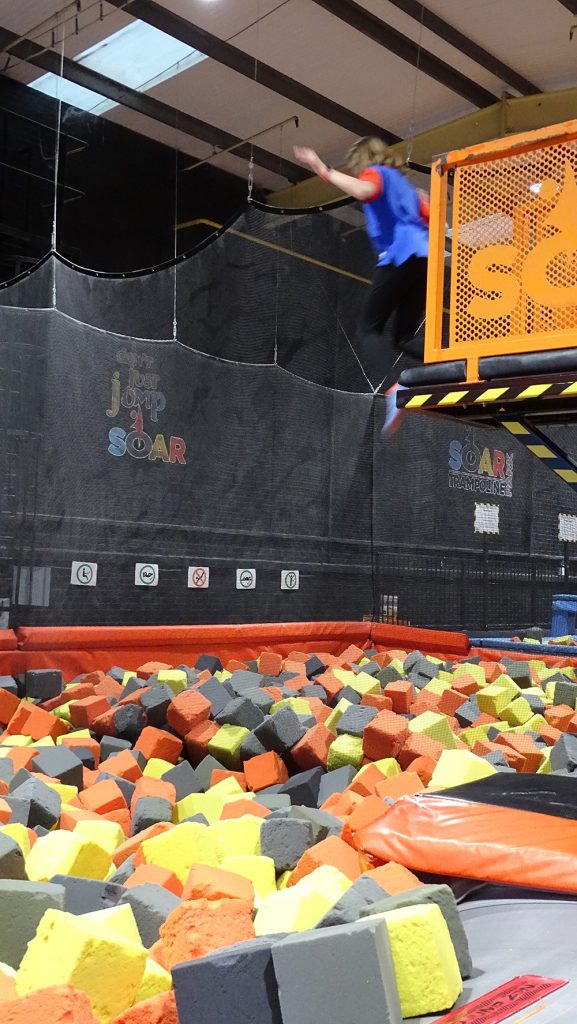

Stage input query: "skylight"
[{"left": 29, "top": 20, "right": 207, "bottom": 114}]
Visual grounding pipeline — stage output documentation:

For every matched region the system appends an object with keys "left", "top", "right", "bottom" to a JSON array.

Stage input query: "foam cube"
[
  {"left": 220, "top": 855, "right": 276, "bottom": 900},
  {"left": 430, "top": 749, "right": 497, "bottom": 788},
  {"left": 16, "top": 908, "right": 146, "bottom": 1023},
  {"left": 26, "top": 831, "right": 111, "bottom": 882},
  {"left": 173, "top": 937, "right": 282, "bottom": 1024},
  {"left": 159, "top": 897, "right": 255, "bottom": 969},
  {"left": 380, "top": 904, "right": 462, "bottom": 1017},
  {"left": 141, "top": 823, "right": 219, "bottom": 883},
  {"left": 272, "top": 916, "right": 402, "bottom": 1024}
]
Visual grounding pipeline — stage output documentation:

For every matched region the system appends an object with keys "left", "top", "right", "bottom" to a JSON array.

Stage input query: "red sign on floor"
[{"left": 435, "top": 975, "right": 568, "bottom": 1024}]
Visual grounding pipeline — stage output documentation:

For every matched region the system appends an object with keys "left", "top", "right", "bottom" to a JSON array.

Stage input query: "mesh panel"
[
  {"left": 451, "top": 140, "right": 577, "bottom": 350},
  {"left": 1, "top": 203, "right": 577, "bottom": 630}
]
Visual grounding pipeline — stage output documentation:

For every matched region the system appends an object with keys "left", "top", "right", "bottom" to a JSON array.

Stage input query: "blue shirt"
[{"left": 360, "top": 164, "right": 429, "bottom": 267}]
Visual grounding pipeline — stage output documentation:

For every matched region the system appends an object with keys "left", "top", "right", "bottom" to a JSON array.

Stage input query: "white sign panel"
[
  {"left": 135, "top": 563, "right": 159, "bottom": 587},
  {"left": 281, "top": 570, "right": 300, "bottom": 591},
  {"left": 474, "top": 503, "right": 500, "bottom": 535},
  {"left": 559, "top": 514, "right": 577, "bottom": 543},
  {"left": 236, "top": 568, "right": 256, "bottom": 590},
  {"left": 71, "top": 561, "right": 98, "bottom": 587},
  {"left": 188, "top": 566, "right": 210, "bottom": 589}
]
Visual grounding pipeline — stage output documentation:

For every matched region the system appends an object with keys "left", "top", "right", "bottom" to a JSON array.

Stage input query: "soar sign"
[{"left": 449, "top": 436, "right": 513, "bottom": 497}]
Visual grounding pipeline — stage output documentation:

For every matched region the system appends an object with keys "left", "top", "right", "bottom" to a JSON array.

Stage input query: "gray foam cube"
[
  {"left": 360, "top": 882, "right": 473, "bottom": 979},
  {"left": 173, "top": 937, "right": 283, "bottom": 1024},
  {"left": 288, "top": 806, "right": 343, "bottom": 842},
  {"left": 31, "top": 747, "right": 84, "bottom": 791},
  {"left": 272, "top": 916, "right": 402, "bottom": 1024},
  {"left": 24, "top": 669, "right": 63, "bottom": 701},
  {"left": 256, "top": 794, "right": 291, "bottom": 812},
  {"left": 254, "top": 707, "right": 306, "bottom": 754},
  {"left": 194, "top": 755, "right": 227, "bottom": 792},
  {"left": 9, "top": 777, "right": 61, "bottom": 830},
  {"left": 131, "top": 796, "right": 173, "bottom": 836},
  {"left": 336, "top": 705, "right": 378, "bottom": 737},
  {"left": 197, "top": 677, "right": 232, "bottom": 717},
  {"left": 0, "top": 834, "right": 27, "bottom": 880},
  {"left": 316, "top": 876, "right": 387, "bottom": 928},
  {"left": 317, "top": 765, "right": 356, "bottom": 807},
  {"left": 550, "top": 733, "right": 577, "bottom": 773},
  {"left": 120, "top": 883, "right": 181, "bottom": 948},
  {"left": 278, "top": 767, "right": 325, "bottom": 808},
  {"left": 107, "top": 856, "right": 136, "bottom": 885},
  {"left": 162, "top": 760, "right": 202, "bottom": 801},
  {"left": 50, "top": 875, "right": 124, "bottom": 914},
  {"left": 240, "top": 732, "right": 268, "bottom": 764},
  {"left": 216, "top": 697, "right": 265, "bottom": 731},
  {"left": 260, "top": 817, "right": 314, "bottom": 871},
  {"left": 0, "top": 880, "right": 65, "bottom": 967},
  {"left": 553, "top": 680, "right": 577, "bottom": 709},
  {"left": 229, "top": 670, "right": 265, "bottom": 695}
]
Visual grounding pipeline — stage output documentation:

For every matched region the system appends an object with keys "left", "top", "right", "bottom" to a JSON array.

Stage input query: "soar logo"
[
  {"left": 449, "top": 436, "right": 513, "bottom": 497},
  {"left": 106, "top": 349, "right": 186, "bottom": 465}
]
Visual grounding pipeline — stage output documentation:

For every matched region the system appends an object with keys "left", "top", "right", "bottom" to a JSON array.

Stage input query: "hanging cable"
[{"left": 406, "top": 2, "right": 425, "bottom": 166}]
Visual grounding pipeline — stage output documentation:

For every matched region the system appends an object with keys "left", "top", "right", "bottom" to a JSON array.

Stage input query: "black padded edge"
[
  {"left": 480, "top": 348, "right": 577, "bottom": 381},
  {"left": 399, "top": 360, "right": 467, "bottom": 386}
]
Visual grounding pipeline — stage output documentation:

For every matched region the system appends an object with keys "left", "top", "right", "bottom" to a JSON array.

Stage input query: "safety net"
[{"left": 2, "top": 202, "right": 577, "bottom": 629}]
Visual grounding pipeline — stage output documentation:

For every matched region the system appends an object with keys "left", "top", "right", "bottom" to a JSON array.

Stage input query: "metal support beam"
[
  {"left": 500, "top": 417, "right": 577, "bottom": 490},
  {"left": 105, "top": 0, "right": 400, "bottom": 144},
  {"left": 0, "top": 25, "right": 306, "bottom": 183},
  {"left": 386, "top": 0, "right": 538, "bottom": 96},
  {"left": 309, "top": 0, "right": 499, "bottom": 108},
  {"left": 270, "top": 85, "right": 577, "bottom": 207}
]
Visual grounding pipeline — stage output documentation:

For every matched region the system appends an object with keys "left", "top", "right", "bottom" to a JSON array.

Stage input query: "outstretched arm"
[{"left": 293, "top": 146, "right": 379, "bottom": 202}]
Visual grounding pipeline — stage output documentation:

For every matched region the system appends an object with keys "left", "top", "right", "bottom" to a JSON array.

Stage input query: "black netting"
[{"left": 2, "top": 203, "right": 577, "bottom": 630}]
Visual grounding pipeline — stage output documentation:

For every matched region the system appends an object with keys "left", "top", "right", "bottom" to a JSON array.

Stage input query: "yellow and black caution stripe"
[
  {"left": 397, "top": 374, "right": 577, "bottom": 414},
  {"left": 499, "top": 418, "right": 577, "bottom": 489}
]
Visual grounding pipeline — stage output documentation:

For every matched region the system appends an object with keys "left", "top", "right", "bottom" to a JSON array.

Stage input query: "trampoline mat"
[{"left": 413, "top": 899, "right": 577, "bottom": 1023}]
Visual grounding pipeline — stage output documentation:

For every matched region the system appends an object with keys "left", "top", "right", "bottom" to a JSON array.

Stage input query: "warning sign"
[
  {"left": 135, "top": 563, "right": 159, "bottom": 587},
  {"left": 71, "top": 561, "right": 97, "bottom": 587},
  {"left": 435, "top": 975, "right": 568, "bottom": 1024},
  {"left": 188, "top": 566, "right": 210, "bottom": 589},
  {"left": 281, "top": 570, "right": 299, "bottom": 591},
  {"left": 236, "top": 568, "right": 256, "bottom": 590}
]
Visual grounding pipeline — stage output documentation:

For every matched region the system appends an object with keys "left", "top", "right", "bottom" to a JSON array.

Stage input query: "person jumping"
[{"left": 294, "top": 137, "right": 429, "bottom": 434}]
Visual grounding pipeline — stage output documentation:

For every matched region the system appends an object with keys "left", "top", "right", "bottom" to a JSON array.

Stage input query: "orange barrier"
[
  {"left": 469, "top": 645, "right": 577, "bottom": 670},
  {"left": 0, "top": 622, "right": 470, "bottom": 680},
  {"left": 355, "top": 794, "right": 577, "bottom": 894}
]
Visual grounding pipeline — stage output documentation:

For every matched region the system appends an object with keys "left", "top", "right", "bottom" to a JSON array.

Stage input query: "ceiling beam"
[
  {"left": 106, "top": 0, "right": 401, "bottom": 144},
  {"left": 556, "top": 0, "right": 577, "bottom": 14},
  {"left": 269, "top": 84, "right": 577, "bottom": 206},
  {"left": 0, "top": 25, "right": 307, "bottom": 183},
  {"left": 386, "top": 0, "right": 538, "bottom": 96},
  {"left": 310, "top": 0, "right": 499, "bottom": 108}
]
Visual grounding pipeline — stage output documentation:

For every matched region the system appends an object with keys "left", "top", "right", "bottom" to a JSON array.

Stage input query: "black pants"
[{"left": 357, "top": 256, "right": 428, "bottom": 386}]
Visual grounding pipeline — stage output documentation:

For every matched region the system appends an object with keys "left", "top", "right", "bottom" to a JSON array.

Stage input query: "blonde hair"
[{"left": 343, "top": 136, "right": 405, "bottom": 176}]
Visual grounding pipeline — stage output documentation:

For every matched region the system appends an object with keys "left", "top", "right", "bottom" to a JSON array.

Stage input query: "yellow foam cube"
[
  {"left": 57, "top": 729, "right": 90, "bottom": 745},
  {"left": 221, "top": 855, "right": 276, "bottom": 900},
  {"left": 459, "top": 722, "right": 509, "bottom": 748},
  {"left": 156, "top": 670, "right": 187, "bottom": 695},
  {"left": 46, "top": 782, "right": 78, "bottom": 803},
  {"left": 1, "top": 735, "right": 32, "bottom": 747},
  {"left": 499, "top": 697, "right": 533, "bottom": 726},
  {"left": 26, "top": 831, "right": 111, "bottom": 882},
  {"left": 348, "top": 673, "right": 380, "bottom": 697},
  {"left": 382, "top": 903, "right": 462, "bottom": 1017},
  {"left": 271, "top": 698, "right": 311, "bottom": 715},
  {"left": 325, "top": 698, "right": 352, "bottom": 735},
  {"left": 208, "top": 725, "right": 250, "bottom": 771},
  {"left": 16, "top": 908, "right": 146, "bottom": 1024},
  {"left": 74, "top": 819, "right": 125, "bottom": 856},
  {"left": 209, "top": 816, "right": 262, "bottom": 860},
  {"left": 254, "top": 866, "right": 351, "bottom": 935},
  {"left": 537, "top": 748, "right": 552, "bottom": 774},
  {"left": 451, "top": 663, "right": 486, "bottom": 686},
  {"left": 53, "top": 703, "right": 72, "bottom": 723},
  {"left": 208, "top": 777, "right": 244, "bottom": 799},
  {"left": 0, "top": 824, "right": 31, "bottom": 857},
  {"left": 173, "top": 791, "right": 224, "bottom": 825},
  {"left": 122, "top": 672, "right": 137, "bottom": 687},
  {"left": 34, "top": 736, "right": 56, "bottom": 747},
  {"left": 408, "top": 711, "right": 456, "bottom": 749},
  {"left": 354, "top": 758, "right": 400, "bottom": 781},
  {"left": 134, "top": 957, "right": 172, "bottom": 1003},
  {"left": 424, "top": 678, "right": 452, "bottom": 696},
  {"left": 327, "top": 734, "right": 364, "bottom": 771},
  {"left": 215, "top": 670, "right": 232, "bottom": 682},
  {"left": 141, "top": 822, "right": 219, "bottom": 882},
  {"left": 333, "top": 669, "right": 357, "bottom": 686},
  {"left": 81, "top": 905, "right": 142, "bottom": 946},
  {"left": 143, "top": 758, "right": 174, "bottom": 779},
  {"left": 477, "top": 681, "right": 520, "bottom": 716},
  {"left": 277, "top": 871, "right": 292, "bottom": 890},
  {"left": 431, "top": 749, "right": 497, "bottom": 788}
]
